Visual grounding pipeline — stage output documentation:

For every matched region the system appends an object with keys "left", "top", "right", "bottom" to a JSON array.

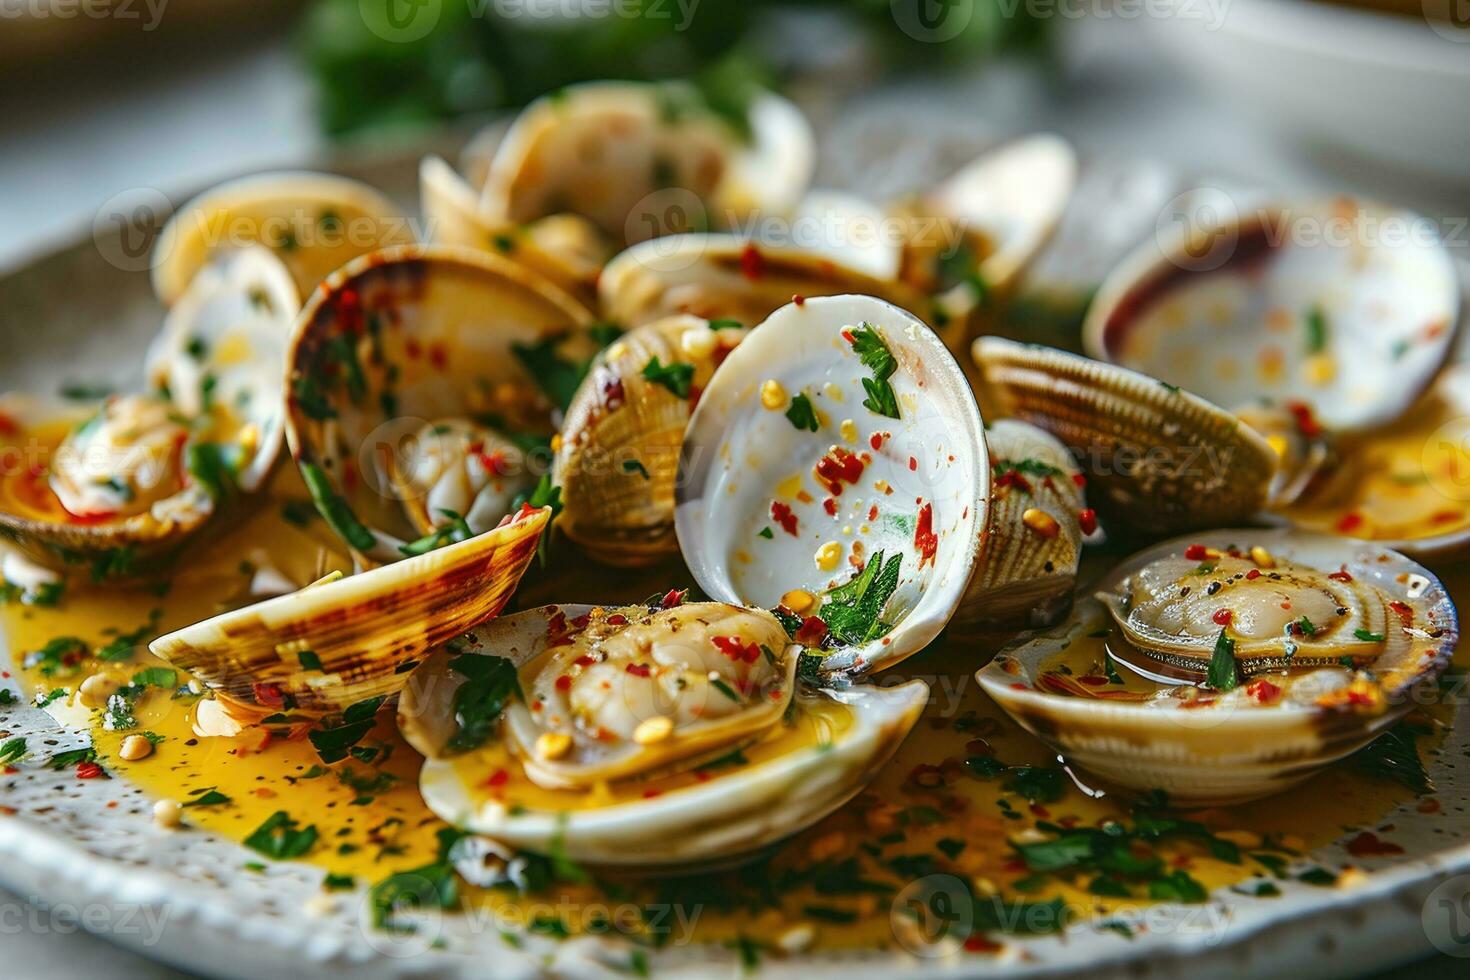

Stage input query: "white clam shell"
[
  {"left": 676, "top": 294, "right": 987, "bottom": 677},
  {"left": 398, "top": 603, "right": 929, "bottom": 865},
  {"left": 978, "top": 528, "right": 1458, "bottom": 806},
  {"left": 1084, "top": 197, "right": 1461, "bottom": 434}
]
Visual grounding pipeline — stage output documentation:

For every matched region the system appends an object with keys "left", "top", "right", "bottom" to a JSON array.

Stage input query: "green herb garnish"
[
  {"left": 1206, "top": 629, "right": 1237, "bottom": 692},
  {"left": 784, "top": 392, "right": 820, "bottom": 432}
]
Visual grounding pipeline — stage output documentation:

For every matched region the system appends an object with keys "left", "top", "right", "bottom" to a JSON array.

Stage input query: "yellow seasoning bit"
[
  {"left": 823, "top": 382, "right": 845, "bottom": 403},
  {"left": 605, "top": 341, "right": 628, "bottom": 362},
  {"left": 680, "top": 327, "right": 718, "bottom": 360},
  {"left": 1249, "top": 545, "right": 1276, "bottom": 568},
  {"left": 550, "top": 433, "right": 563, "bottom": 453},
  {"left": 1266, "top": 434, "right": 1290, "bottom": 459},
  {"left": 1022, "top": 508, "right": 1060, "bottom": 539},
  {"left": 780, "top": 589, "right": 816, "bottom": 614},
  {"left": 238, "top": 423, "right": 260, "bottom": 454},
  {"left": 633, "top": 715, "right": 674, "bottom": 745},
  {"left": 839, "top": 418, "right": 859, "bottom": 444},
  {"left": 1303, "top": 353, "right": 1337, "bottom": 385},
  {"left": 815, "top": 541, "right": 844, "bottom": 571},
  {"left": 536, "top": 732, "right": 574, "bottom": 760},
  {"left": 760, "top": 379, "right": 788, "bottom": 410}
]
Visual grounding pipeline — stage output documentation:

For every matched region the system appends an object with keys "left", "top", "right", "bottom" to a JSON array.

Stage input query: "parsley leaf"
[
  {"left": 300, "top": 461, "right": 376, "bottom": 552},
  {"left": 447, "top": 654, "right": 521, "bottom": 753},
  {"left": 819, "top": 550, "right": 902, "bottom": 646},
  {"left": 848, "top": 323, "right": 900, "bottom": 419},
  {"left": 245, "top": 810, "right": 318, "bottom": 860},
  {"left": 785, "top": 392, "right": 819, "bottom": 432},
  {"left": 1206, "top": 629, "right": 1237, "bottom": 692},
  {"left": 399, "top": 509, "right": 474, "bottom": 557},
  {"left": 640, "top": 356, "right": 694, "bottom": 399},
  {"left": 511, "top": 334, "right": 591, "bottom": 411}
]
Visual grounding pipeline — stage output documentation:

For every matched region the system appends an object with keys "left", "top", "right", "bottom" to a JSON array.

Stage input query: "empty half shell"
[
  {"left": 283, "top": 244, "right": 596, "bottom": 564},
  {"left": 978, "top": 528, "right": 1457, "bottom": 805},
  {"left": 398, "top": 602, "right": 927, "bottom": 865},
  {"left": 973, "top": 337, "right": 1277, "bottom": 537},
  {"left": 150, "top": 504, "right": 549, "bottom": 714},
  {"left": 676, "top": 294, "right": 988, "bottom": 679},
  {"left": 150, "top": 171, "right": 412, "bottom": 306},
  {"left": 555, "top": 315, "right": 745, "bottom": 566},
  {"left": 1084, "top": 197, "right": 1461, "bottom": 434}
]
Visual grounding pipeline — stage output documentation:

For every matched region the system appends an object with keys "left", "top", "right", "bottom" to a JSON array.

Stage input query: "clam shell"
[
  {"left": 398, "top": 603, "right": 928, "bottom": 866},
  {"left": 1084, "top": 197, "right": 1461, "bottom": 434},
  {"left": 149, "top": 505, "right": 549, "bottom": 714},
  {"left": 977, "top": 529, "right": 1458, "bottom": 805},
  {"left": 556, "top": 315, "right": 742, "bottom": 566},
  {"left": 676, "top": 294, "right": 988, "bottom": 678},
  {"left": 973, "top": 337, "right": 1277, "bottom": 537},
  {"left": 418, "top": 155, "right": 610, "bottom": 304},
  {"left": 480, "top": 82, "right": 813, "bottom": 244},
  {"left": 953, "top": 419, "right": 1086, "bottom": 631},
  {"left": 599, "top": 233, "right": 938, "bottom": 335},
  {"left": 283, "top": 244, "right": 595, "bottom": 563},
  {"left": 150, "top": 171, "right": 412, "bottom": 306}
]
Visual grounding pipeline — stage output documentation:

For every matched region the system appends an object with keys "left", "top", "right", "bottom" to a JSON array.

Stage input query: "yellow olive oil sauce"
[{"left": 3, "top": 470, "right": 1463, "bottom": 957}]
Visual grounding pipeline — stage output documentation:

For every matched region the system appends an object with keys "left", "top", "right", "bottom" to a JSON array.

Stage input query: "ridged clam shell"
[
  {"left": 150, "top": 171, "right": 412, "bottom": 306},
  {"left": 556, "top": 315, "right": 734, "bottom": 566},
  {"left": 398, "top": 603, "right": 928, "bottom": 866},
  {"left": 953, "top": 419, "right": 1085, "bottom": 631},
  {"left": 977, "top": 529, "right": 1458, "bottom": 805},
  {"left": 283, "top": 244, "right": 595, "bottom": 564},
  {"left": 973, "top": 337, "right": 1277, "bottom": 537},
  {"left": 149, "top": 506, "right": 549, "bottom": 714}
]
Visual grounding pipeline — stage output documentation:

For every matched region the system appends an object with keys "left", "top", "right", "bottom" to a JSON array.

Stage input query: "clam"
[
  {"left": 419, "top": 155, "right": 612, "bottom": 304},
  {"left": 150, "top": 504, "right": 550, "bottom": 716},
  {"left": 978, "top": 529, "right": 1457, "bottom": 805},
  {"left": 398, "top": 600, "right": 927, "bottom": 865},
  {"left": 150, "top": 171, "right": 412, "bottom": 306},
  {"left": 0, "top": 247, "right": 297, "bottom": 578},
  {"left": 555, "top": 314, "right": 746, "bottom": 566},
  {"left": 283, "top": 243, "right": 597, "bottom": 565},
  {"left": 598, "top": 233, "right": 937, "bottom": 336},
  {"left": 892, "top": 134, "right": 1077, "bottom": 344},
  {"left": 1085, "top": 197, "right": 1460, "bottom": 435},
  {"left": 479, "top": 81, "right": 814, "bottom": 245},
  {"left": 973, "top": 336, "right": 1278, "bottom": 537}
]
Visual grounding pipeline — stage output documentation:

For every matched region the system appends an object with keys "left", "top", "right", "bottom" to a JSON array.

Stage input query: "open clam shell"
[
  {"left": 150, "top": 171, "right": 412, "bottom": 306},
  {"left": 479, "top": 81, "right": 813, "bottom": 244},
  {"left": 676, "top": 294, "right": 988, "bottom": 678},
  {"left": 599, "top": 233, "right": 938, "bottom": 335},
  {"left": 1084, "top": 197, "right": 1461, "bottom": 434},
  {"left": 973, "top": 337, "right": 1278, "bottom": 537},
  {"left": 0, "top": 248, "right": 298, "bottom": 579},
  {"left": 283, "top": 244, "right": 596, "bottom": 564},
  {"left": 555, "top": 314, "right": 745, "bottom": 566},
  {"left": 150, "top": 505, "right": 550, "bottom": 715},
  {"left": 398, "top": 603, "right": 927, "bottom": 865},
  {"left": 419, "top": 155, "right": 611, "bottom": 304},
  {"left": 978, "top": 529, "right": 1457, "bottom": 805}
]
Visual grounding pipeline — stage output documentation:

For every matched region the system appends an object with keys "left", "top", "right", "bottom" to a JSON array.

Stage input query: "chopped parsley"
[
  {"left": 817, "top": 550, "right": 902, "bottom": 646},
  {"left": 300, "top": 461, "right": 376, "bottom": 552},
  {"left": 446, "top": 654, "right": 520, "bottom": 753},
  {"left": 307, "top": 696, "right": 385, "bottom": 764},
  {"left": 512, "top": 335, "right": 591, "bottom": 411},
  {"left": 622, "top": 459, "right": 650, "bottom": 479},
  {"left": 1206, "top": 629, "right": 1237, "bottom": 692},
  {"left": 640, "top": 356, "right": 695, "bottom": 399},
  {"left": 784, "top": 392, "right": 819, "bottom": 432},
  {"left": 399, "top": 509, "right": 474, "bottom": 557},
  {"left": 1305, "top": 305, "right": 1329, "bottom": 354},
  {"left": 847, "top": 323, "right": 900, "bottom": 419},
  {"left": 245, "top": 810, "right": 319, "bottom": 860}
]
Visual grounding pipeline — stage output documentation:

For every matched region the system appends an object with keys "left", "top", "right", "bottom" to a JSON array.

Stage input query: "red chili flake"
[
  {"left": 1286, "top": 400, "right": 1324, "bottom": 438},
  {"left": 601, "top": 375, "right": 626, "bottom": 409},
  {"left": 992, "top": 469, "right": 1032, "bottom": 493},
  {"left": 914, "top": 502, "right": 938, "bottom": 568},
  {"left": 869, "top": 432, "right": 886, "bottom": 451},
  {"left": 1345, "top": 832, "right": 1404, "bottom": 857},
  {"left": 1389, "top": 600, "right": 1413, "bottom": 624},
  {"left": 660, "top": 588, "right": 687, "bottom": 609},
  {"left": 252, "top": 683, "right": 285, "bottom": 708},
  {"left": 334, "top": 287, "right": 363, "bottom": 335},
  {"left": 770, "top": 500, "right": 799, "bottom": 536},
  {"left": 545, "top": 610, "right": 568, "bottom": 639},
  {"left": 428, "top": 343, "right": 449, "bottom": 370},
  {"left": 1078, "top": 508, "right": 1098, "bottom": 535},
  {"left": 1071, "top": 472, "right": 1087, "bottom": 488},
  {"left": 964, "top": 936, "right": 1002, "bottom": 954},
  {"left": 485, "top": 769, "right": 509, "bottom": 788},
  {"left": 625, "top": 663, "right": 652, "bottom": 677},
  {"left": 555, "top": 674, "right": 574, "bottom": 691},
  {"left": 606, "top": 614, "right": 629, "bottom": 626},
  {"left": 908, "top": 456, "right": 918, "bottom": 472},
  {"left": 1328, "top": 569, "right": 1354, "bottom": 583},
  {"left": 1336, "top": 512, "right": 1365, "bottom": 534},
  {"left": 1184, "top": 543, "right": 1209, "bottom": 561},
  {"left": 1078, "top": 675, "right": 1108, "bottom": 687},
  {"left": 1010, "top": 683, "right": 1030, "bottom": 691},
  {"left": 739, "top": 243, "right": 765, "bottom": 280},
  {"left": 712, "top": 635, "right": 761, "bottom": 663},
  {"left": 404, "top": 337, "right": 422, "bottom": 359},
  {"left": 1246, "top": 569, "right": 1262, "bottom": 580},
  {"left": 795, "top": 616, "right": 828, "bottom": 646},
  {"left": 569, "top": 613, "right": 591, "bottom": 629},
  {"left": 642, "top": 789, "right": 663, "bottom": 799},
  {"left": 689, "top": 385, "right": 703, "bottom": 411},
  {"left": 814, "top": 446, "right": 866, "bottom": 495},
  {"left": 1213, "top": 609, "right": 1233, "bottom": 626},
  {"left": 1432, "top": 509, "right": 1463, "bottom": 525},
  {"left": 840, "top": 328, "right": 855, "bottom": 344},
  {"left": 792, "top": 294, "right": 806, "bottom": 306},
  {"left": 573, "top": 655, "right": 597, "bottom": 667},
  {"left": 76, "top": 762, "right": 104, "bottom": 780},
  {"left": 867, "top": 504, "right": 878, "bottom": 521},
  {"left": 1245, "top": 679, "right": 1281, "bottom": 704},
  {"left": 0, "top": 412, "right": 17, "bottom": 437},
  {"left": 823, "top": 498, "right": 838, "bottom": 517},
  {"left": 1029, "top": 804, "right": 1050, "bottom": 818},
  {"left": 1179, "top": 697, "right": 1217, "bottom": 710}
]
